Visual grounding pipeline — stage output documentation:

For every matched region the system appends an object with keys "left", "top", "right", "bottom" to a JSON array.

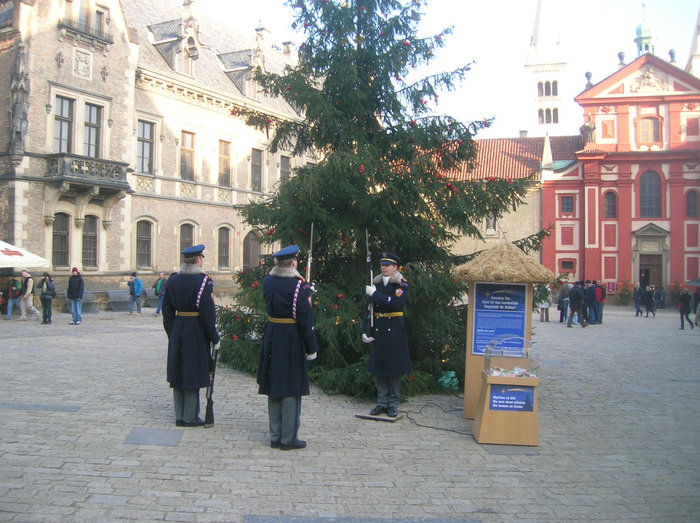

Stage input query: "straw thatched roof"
[{"left": 453, "top": 242, "right": 555, "bottom": 284}]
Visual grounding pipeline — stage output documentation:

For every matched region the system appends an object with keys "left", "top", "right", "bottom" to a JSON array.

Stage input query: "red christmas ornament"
[{"left": 358, "top": 165, "right": 365, "bottom": 173}]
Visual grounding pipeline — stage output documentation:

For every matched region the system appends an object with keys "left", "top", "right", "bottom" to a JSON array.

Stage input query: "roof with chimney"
[{"left": 121, "top": 0, "right": 299, "bottom": 117}]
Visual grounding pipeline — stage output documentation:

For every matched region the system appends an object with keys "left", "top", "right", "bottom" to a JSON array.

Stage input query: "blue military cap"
[
  {"left": 380, "top": 251, "right": 400, "bottom": 265},
  {"left": 181, "top": 244, "right": 205, "bottom": 257},
  {"left": 273, "top": 244, "right": 299, "bottom": 260}
]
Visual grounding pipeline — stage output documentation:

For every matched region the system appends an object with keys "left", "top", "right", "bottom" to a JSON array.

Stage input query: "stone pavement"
[{"left": 0, "top": 305, "right": 698, "bottom": 522}]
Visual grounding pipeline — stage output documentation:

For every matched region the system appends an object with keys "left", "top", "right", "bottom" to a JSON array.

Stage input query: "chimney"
[
  {"left": 519, "top": 130, "right": 528, "bottom": 138},
  {"left": 256, "top": 26, "right": 270, "bottom": 46},
  {"left": 282, "top": 41, "right": 294, "bottom": 57}
]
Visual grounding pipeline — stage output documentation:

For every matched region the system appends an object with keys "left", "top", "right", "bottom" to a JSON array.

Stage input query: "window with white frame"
[
  {"left": 136, "top": 220, "right": 152, "bottom": 268},
  {"left": 218, "top": 227, "right": 231, "bottom": 269},
  {"left": 51, "top": 87, "right": 110, "bottom": 157},
  {"left": 83, "top": 103, "right": 101, "bottom": 157},
  {"left": 180, "top": 131, "right": 195, "bottom": 181},
  {"left": 251, "top": 148, "right": 263, "bottom": 192},
  {"left": 639, "top": 171, "right": 662, "bottom": 218},
  {"left": 180, "top": 223, "right": 195, "bottom": 258},
  {"left": 280, "top": 155, "right": 291, "bottom": 184},
  {"left": 219, "top": 140, "right": 231, "bottom": 187},
  {"left": 137, "top": 120, "right": 155, "bottom": 174},
  {"left": 52, "top": 213, "right": 71, "bottom": 267},
  {"left": 54, "top": 96, "right": 74, "bottom": 153},
  {"left": 82, "top": 215, "right": 98, "bottom": 268}
]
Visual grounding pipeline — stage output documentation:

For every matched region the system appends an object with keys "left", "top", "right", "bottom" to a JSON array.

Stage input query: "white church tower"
[
  {"left": 686, "top": 6, "right": 700, "bottom": 77},
  {"left": 523, "top": 0, "right": 571, "bottom": 137}
]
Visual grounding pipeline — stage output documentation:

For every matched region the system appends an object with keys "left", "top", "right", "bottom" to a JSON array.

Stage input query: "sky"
[{"left": 201, "top": 0, "right": 699, "bottom": 138}]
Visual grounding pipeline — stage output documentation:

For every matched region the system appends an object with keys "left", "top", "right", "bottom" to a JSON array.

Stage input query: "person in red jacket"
[{"left": 595, "top": 280, "right": 606, "bottom": 324}]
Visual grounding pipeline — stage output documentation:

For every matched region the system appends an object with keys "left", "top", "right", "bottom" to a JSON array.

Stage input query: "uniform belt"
[
  {"left": 175, "top": 311, "right": 200, "bottom": 317},
  {"left": 374, "top": 312, "right": 403, "bottom": 318},
  {"left": 268, "top": 317, "right": 297, "bottom": 324}
]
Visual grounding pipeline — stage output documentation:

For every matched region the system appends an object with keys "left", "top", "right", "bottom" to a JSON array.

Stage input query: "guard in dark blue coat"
[
  {"left": 163, "top": 244, "right": 220, "bottom": 427},
  {"left": 257, "top": 245, "right": 319, "bottom": 450},
  {"left": 362, "top": 251, "right": 411, "bottom": 418}
]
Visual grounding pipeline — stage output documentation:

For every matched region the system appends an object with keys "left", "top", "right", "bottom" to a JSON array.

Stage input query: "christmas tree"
[{"left": 218, "top": 0, "right": 547, "bottom": 397}]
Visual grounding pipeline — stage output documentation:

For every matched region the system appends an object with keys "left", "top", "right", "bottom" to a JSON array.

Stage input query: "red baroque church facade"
[{"left": 541, "top": 54, "right": 700, "bottom": 291}]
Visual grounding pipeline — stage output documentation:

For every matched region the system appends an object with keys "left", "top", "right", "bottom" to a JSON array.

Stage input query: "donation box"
[{"left": 472, "top": 348, "right": 539, "bottom": 446}]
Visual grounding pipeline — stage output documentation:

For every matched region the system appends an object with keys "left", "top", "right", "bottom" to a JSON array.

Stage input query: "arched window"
[
  {"left": 545, "top": 109, "right": 552, "bottom": 123},
  {"left": 243, "top": 231, "right": 261, "bottom": 269},
  {"left": 553, "top": 108, "right": 559, "bottom": 123},
  {"left": 604, "top": 192, "right": 617, "bottom": 218},
  {"left": 218, "top": 227, "right": 231, "bottom": 269},
  {"left": 52, "top": 213, "right": 70, "bottom": 267},
  {"left": 545, "top": 82, "right": 551, "bottom": 96},
  {"left": 552, "top": 80, "right": 558, "bottom": 96},
  {"left": 639, "top": 171, "right": 662, "bottom": 217},
  {"left": 538, "top": 109, "right": 544, "bottom": 125},
  {"left": 537, "top": 82, "right": 543, "bottom": 97},
  {"left": 687, "top": 190, "right": 699, "bottom": 218},
  {"left": 180, "top": 223, "right": 194, "bottom": 256},
  {"left": 136, "top": 220, "right": 152, "bottom": 268},
  {"left": 82, "top": 215, "right": 98, "bottom": 268}
]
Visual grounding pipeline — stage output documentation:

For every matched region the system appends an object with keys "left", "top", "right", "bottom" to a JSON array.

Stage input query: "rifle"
[
  {"left": 365, "top": 228, "right": 374, "bottom": 331},
  {"left": 306, "top": 223, "right": 317, "bottom": 293},
  {"left": 203, "top": 342, "right": 220, "bottom": 428}
]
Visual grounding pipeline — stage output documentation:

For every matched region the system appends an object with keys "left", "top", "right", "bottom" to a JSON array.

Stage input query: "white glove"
[
  {"left": 362, "top": 333, "right": 375, "bottom": 343},
  {"left": 213, "top": 342, "right": 220, "bottom": 352},
  {"left": 365, "top": 285, "right": 376, "bottom": 297},
  {"left": 309, "top": 282, "right": 317, "bottom": 294},
  {"left": 306, "top": 352, "right": 317, "bottom": 361}
]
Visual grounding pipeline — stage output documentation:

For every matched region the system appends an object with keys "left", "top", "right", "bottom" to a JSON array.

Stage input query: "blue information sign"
[
  {"left": 489, "top": 384, "right": 535, "bottom": 412},
  {"left": 472, "top": 282, "right": 527, "bottom": 355}
]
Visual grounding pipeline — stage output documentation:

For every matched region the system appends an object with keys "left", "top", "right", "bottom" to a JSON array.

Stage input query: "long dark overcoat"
[
  {"left": 163, "top": 269, "right": 220, "bottom": 390},
  {"left": 257, "top": 272, "right": 319, "bottom": 399},
  {"left": 362, "top": 273, "right": 411, "bottom": 378}
]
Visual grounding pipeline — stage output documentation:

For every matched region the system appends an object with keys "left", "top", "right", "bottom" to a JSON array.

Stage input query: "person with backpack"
[
  {"left": 4, "top": 276, "right": 22, "bottom": 319},
  {"left": 38, "top": 272, "right": 57, "bottom": 324},
  {"left": 18, "top": 269, "right": 40, "bottom": 321}
]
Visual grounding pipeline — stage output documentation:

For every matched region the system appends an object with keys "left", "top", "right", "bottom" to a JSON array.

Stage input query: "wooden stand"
[{"left": 472, "top": 372, "right": 540, "bottom": 446}]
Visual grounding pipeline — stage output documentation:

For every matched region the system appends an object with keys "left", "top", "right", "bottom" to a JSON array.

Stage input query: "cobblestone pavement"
[{"left": 0, "top": 305, "right": 698, "bottom": 522}]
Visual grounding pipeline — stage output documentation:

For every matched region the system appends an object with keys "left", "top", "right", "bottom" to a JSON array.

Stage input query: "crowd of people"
[
  {"left": 546, "top": 279, "right": 608, "bottom": 328},
  {"left": 2, "top": 268, "right": 168, "bottom": 324},
  {"left": 545, "top": 279, "right": 700, "bottom": 329}
]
